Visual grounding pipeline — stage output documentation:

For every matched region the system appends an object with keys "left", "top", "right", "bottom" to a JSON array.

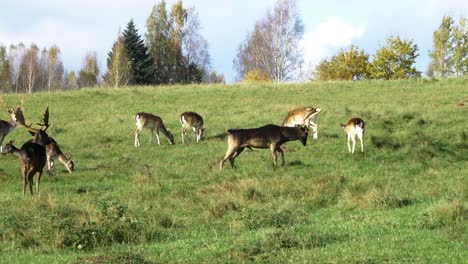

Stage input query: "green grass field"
[{"left": 0, "top": 78, "right": 467, "bottom": 263}]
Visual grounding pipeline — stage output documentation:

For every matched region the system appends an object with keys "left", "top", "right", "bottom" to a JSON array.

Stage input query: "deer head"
[{"left": 16, "top": 106, "right": 52, "bottom": 146}]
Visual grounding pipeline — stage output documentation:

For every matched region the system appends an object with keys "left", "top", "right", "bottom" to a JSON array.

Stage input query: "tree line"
[
  {"left": 234, "top": 1, "right": 468, "bottom": 82},
  {"left": 0, "top": 0, "right": 225, "bottom": 93},
  {"left": 1, "top": 0, "right": 467, "bottom": 93}
]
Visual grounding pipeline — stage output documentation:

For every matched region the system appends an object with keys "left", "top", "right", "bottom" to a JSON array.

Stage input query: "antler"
[{"left": 36, "top": 106, "right": 50, "bottom": 131}]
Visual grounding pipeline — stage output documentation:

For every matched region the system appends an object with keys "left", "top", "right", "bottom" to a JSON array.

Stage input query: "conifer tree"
[{"left": 122, "top": 20, "right": 154, "bottom": 85}]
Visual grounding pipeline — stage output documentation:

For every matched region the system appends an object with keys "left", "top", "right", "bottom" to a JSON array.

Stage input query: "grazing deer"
[
  {"left": 219, "top": 124, "right": 309, "bottom": 170},
  {"left": 282, "top": 106, "right": 321, "bottom": 139},
  {"left": 179, "top": 111, "right": 205, "bottom": 143},
  {"left": 0, "top": 105, "right": 24, "bottom": 152},
  {"left": 134, "top": 112, "right": 175, "bottom": 147},
  {"left": 46, "top": 137, "right": 74, "bottom": 173},
  {"left": 340, "top": 118, "right": 365, "bottom": 153},
  {"left": 2, "top": 141, "right": 46, "bottom": 196}
]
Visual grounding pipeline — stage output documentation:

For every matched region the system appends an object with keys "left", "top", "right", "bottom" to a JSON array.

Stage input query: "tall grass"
[{"left": 0, "top": 78, "right": 466, "bottom": 263}]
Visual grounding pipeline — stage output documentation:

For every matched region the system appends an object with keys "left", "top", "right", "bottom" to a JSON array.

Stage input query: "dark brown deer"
[
  {"left": 134, "top": 112, "right": 175, "bottom": 147},
  {"left": 219, "top": 124, "right": 309, "bottom": 170},
  {"left": 179, "top": 111, "right": 205, "bottom": 143},
  {"left": 2, "top": 140, "right": 46, "bottom": 196}
]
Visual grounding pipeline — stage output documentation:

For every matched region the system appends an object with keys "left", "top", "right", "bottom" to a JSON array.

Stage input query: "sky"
[{"left": 1, "top": 0, "right": 468, "bottom": 83}]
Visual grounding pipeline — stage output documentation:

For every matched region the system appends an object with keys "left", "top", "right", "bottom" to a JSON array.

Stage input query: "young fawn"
[
  {"left": 46, "top": 138, "right": 74, "bottom": 173},
  {"left": 179, "top": 112, "right": 205, "bottom": 143},
  {"left": 134, "top": 112, "right": 175, "bottom": 147},
  {"left": 340, "top": 118, "right": 365, "bottom": 153}
]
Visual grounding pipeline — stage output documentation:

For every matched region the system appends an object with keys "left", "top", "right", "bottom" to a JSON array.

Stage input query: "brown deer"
[
  {"left": 134, "top": 112, "right": 175, "bottom": 147},
  {"left": 0, "top": 103, "right": 24, "bottom": 152},
  {"left": 46, "top": 137, "right": 74, "bottom": 173},
  {"left": 340, "top": 118, "right": 365, "bottom": 153},
  {"left": 219, "top": 124, "right": 309, "bottom": 170},
  {"left": 179, "top": 111, "right": 205, "bottom": 143},
  {"left": 282, "top": 107, "right": 321, "bottom": 139},
  {"left": 2, "top": 140, "right": 46, "bottom": 196}
]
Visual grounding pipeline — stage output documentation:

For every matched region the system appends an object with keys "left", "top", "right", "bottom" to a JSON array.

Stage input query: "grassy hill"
[{"left": 0, "top": 78, "right": 466, "bottom": 263}]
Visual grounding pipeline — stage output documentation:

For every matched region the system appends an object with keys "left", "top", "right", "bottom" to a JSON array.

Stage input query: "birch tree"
[{"left": 234, "top": 0, "right": 304, "bottom": 82}]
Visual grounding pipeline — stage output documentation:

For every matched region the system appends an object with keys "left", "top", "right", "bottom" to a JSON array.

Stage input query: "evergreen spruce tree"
[{"left": 122, "top": 20, "right": 154, "bottom": 85}]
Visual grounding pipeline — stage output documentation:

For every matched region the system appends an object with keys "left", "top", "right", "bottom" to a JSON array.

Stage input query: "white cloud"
[{"left": 302, "top": 16, "right": 366, "bottom": 70}]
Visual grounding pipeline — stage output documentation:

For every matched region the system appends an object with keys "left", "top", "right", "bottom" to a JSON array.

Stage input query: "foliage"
[
  {"left": 368, "top": 35, "right": 420, "bottom": 79},
  {"left": 145, "top": 0, "right": 209, "bottom": 85},
  {"left": 206, "top": 70, "right": 225, "bottom": 84},
  {"left": 449, "top": 17, "right": 468, "bottom": 76},
  {"left": 243, "top": 69, "right": 271, "bottom": 82},
  {"left": 77, "top": 52, "right": 100, "bottom": 88},
  {"left": 313, "top": 45, "right": 370, "bottom": 81},
  {"left": 105, "top": 34, "right": 131, "bottom": 88},
  {"left": 122, "top": 20, "right": 154, "bottom": 85},
  {"left": 234, "top": 0, "right": 304, "bottom": 82},
  {"left": 0, "top": 45, "right": 12, "bottom": 92},
  {"left": 428, "top": 16, "right": 454, "bottom": 77}
]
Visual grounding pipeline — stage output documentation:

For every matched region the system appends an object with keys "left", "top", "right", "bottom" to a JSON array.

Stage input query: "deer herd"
[{"left": 0, "top": 98, "right": 365, "bottom": 196}]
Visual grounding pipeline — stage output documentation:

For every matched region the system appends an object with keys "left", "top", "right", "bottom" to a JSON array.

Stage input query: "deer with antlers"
[{"left": 0, "top": 97, "right": 24, "bottom": 152}]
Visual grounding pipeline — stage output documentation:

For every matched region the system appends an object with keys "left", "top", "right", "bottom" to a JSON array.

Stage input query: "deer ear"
[{"left": 28, "top": 130, "right": 36, "bottom": 136}]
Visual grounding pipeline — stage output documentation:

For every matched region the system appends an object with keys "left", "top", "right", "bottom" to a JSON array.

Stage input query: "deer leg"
[
  {"left": 220, "top": 146, "right": 238, "bottom": 171},
  {"left": 28, "top": 171, "right": 34, "bottom": 195},
  {"left": 270, "top": 144, "right": 278, "bottom": 166},
  {"left": 47, "top": 156, "right": 52, "bottom": 173},
  {"left": 347, "top": 135, "right": 352, "bottom": 153},
  {"left": 358, "top": 131, "right": 364, "bottom": 152},
  {"left": 351, "top": 136, "right": 356, "bottom": 154},
  {"left": 36, "top": 171, "right": 42, "bottom": 194},
  {"left": 149, "top": 129, "right": 153, "bottom": 144},
  {"left": 229, "top": 147, "right": 245, "bottom": 169},
  {"left": 276, "top": 147, "right": 285, "bottom": 166},
  {"left": 134, "top": 129, "right": 141, "bottom": 147},
  {"left": 0, "top": 136, "right": 3, "bottom": 152},
  {"left": 155, "top": 130, "right": 161, "bottom": 145},
  {"left": 181, "top": 127, "right": 186, "bottom": 144}
]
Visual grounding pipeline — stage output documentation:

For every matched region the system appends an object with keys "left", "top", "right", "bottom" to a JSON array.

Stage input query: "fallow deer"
[
  {"left": 179, "top": 111, "right": 205, "bottom": 143},
  {"left": 282, "top": 106, "right": 321, "bottom": 139},
  {"left": 0, "top": 101, "right": 24, "bottom": 152},
  {"left": 340, "top": 118, "right": 365, "bottom": 154},
  {"left": 2, "top": 140, "right": 46, "bottom": 196},
  {"left": 134, "top": 112, "right": 175, "bottom": 147},
  {"left": 219, "top": 124, "right": 309, "bottom": 170},
  {"left": 46, "top": 137, "right": 74, "bottom": 173}
]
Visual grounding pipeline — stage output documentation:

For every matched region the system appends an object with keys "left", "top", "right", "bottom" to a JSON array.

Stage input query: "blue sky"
[{"left": 1, "top": 0, "right": 467, "bottom": 82}]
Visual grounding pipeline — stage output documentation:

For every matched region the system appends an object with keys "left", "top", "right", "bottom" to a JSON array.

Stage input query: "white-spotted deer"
[
  {"left": 340, "top": 118, "right": 365, "bottom": 154},
  {"left": 0, "top": 100, "right": 24, "bottom": 152},
  {"left": 179, "top": 112, "right": 205, "bottom": 143},
  {"left": 134, "top": 112, "right": 175, "bottom": 147},
  {"left": 2, "top": 140, "right": 46, "bottom": 196},
  {"left": 219, "top": 124, "right": 309, "bottom": 170},
  {"left": 46, "top": 137, "right": 74, "bottom": 173},
  {"left": 282, "top": 106, "right": 321, "bottom": 139}
]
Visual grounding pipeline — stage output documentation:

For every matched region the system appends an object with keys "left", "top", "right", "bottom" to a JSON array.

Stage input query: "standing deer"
[
  {"left": 2, "top": 140, "right": 46, "bottom": 196},
  {"left": 0, "top": 105, "right": 23, "bottom": 152},
  {"left": 134, "top": 112, "right": 175, "bottom": 147},
  {"left": 282, "top": 106, "right": 321, "bottom": 139},
  {"left": 46, "top": 137, "right": 74, "bottom": 173},
  {"left": 219, "top": 124, "right": 309, "bottom": 170},
  {"left": 340, "top": 118, "right": 365, "bottom": 153},
  {"left": 179, "top": 111, "right": 205, "bottom": 143}
]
